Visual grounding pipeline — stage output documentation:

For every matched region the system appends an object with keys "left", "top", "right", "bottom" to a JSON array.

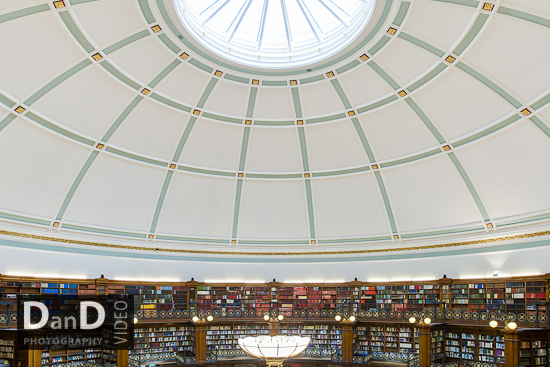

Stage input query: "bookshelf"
[
  {"left": 519, "top": 333, "right": 549, "bottom": 367},
  {"left": 131, "top": 325, "right": 195, "bottom": 360},
  {"left": 355, "top": 324, "right": 418, "bottom": 354}
]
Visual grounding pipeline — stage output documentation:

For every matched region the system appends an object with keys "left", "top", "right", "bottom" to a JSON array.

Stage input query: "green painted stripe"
[
  {"left": 304, "top": 179, "right": 316, "bottom": 238},
  {"left": 150, "top": 93, "right": 191, "bottom": 112},
  {"left": 456, "top": 62, "right": 522, "bottom": 109},
  {"left": 254, "top": 120, "right": 294, "bottom": 126},
  {"left": 4, "top": 234, "right": 550, "bottom": 263},
  {"left": 149, "top": 59, "right": 180, "bottom": 88},
  {"left": 246, "top": 173, "right": 302, "bottom": 179},
  {"left": 102, "top": 96, "right": 143, "bottom": 141},
  {"left": 369, "top": 61, "right": 400, "bottom": 90},
  {"left": 196, "top": 78, "right": 218, "bottom": 108},
  {"left": 246, "top": 87, "right": 257, "bottom": 118},
  {"left": 407, "top": 63, "right": 448, "bottom": 93},
  {"left": 318, "top": 236, "right": 392, "bottom": 244},
  {"left": 374, "top": 171, "right": 398, "bottom": 233},
  {"left": 103, "top": 29, "right": 150, "bottom": 55},
  {"left": 405, "top": 98, "right": 446, "bottom": 144},
  {"left": 0, "top": 211, "right": 50, "bottom": 226},
  {"left": 188, "top": 58, "right": 213, "bottom": 73},
  {"left": 238, "top": 240, "right": 310, "bottom": 245},
  {"left": 262, "top": 80, "right": 287, "bottom": 86},
  {"left": 297, "top": 127, "right": 309, "bottom": 172},
  {"left": 178, "top": 165, "right": 235, "bottom": 177},
  {"left": 138, "top": 0, "right": 156, "bottom": 23},
  {"left": 150, "top": 170, "right": 173, "bottom": 232},
  {"left": 106, "top": 146, "right": 166, "bottom": 167},
  {"left": 381, "top": 148, "right": 441, "bottom": 168},
  {"left": 156, "top": 235, "right": 228, "bottom": 244},
  {"left": 100, "top": 61, "right": 141, "bottom": 90},
  {"left": 158, "top": 33, "right": 181, "bottom": 53},
  {"left": 172, "top": 116, "right": 196, "bottom": 161},
  {"left": 0, "top": 4, "right": 50, "bottom": 24},
  {"left": 63, "top": 224, "right": 146, "bottom": 238},
  {"left": 224, "top": 74, "right": 249, "bottom": 84},
  {"left": 497, "top": 212, "right": 550, "bottom": 227},
  {"left": 26, "top": 112, "right": 95, "bottom": 146},
  {"left": 357, "top": 95, "right": 398, "bottom": 114},
  {"left": 291, "top": 88, "right": 302, "bottom": 119},
  {"left": 56, "top": 151, "right": 99, "bottom": 220},
  {"left": 69, "top": 0, "right": 99, "bottom": 4},
  {"left": 532, "top": 93, "right": 550, "bottom": 110},
  {"left": 401, "top": 225, "right": 485, "bottom": 239},
  {"left": 530, "top": 116, "right": 550, "bottom": 140},
  {"left": 453, "top": 13, "right": 489, "bottom": 56},
  {"left": 238, "top": 127, "right": 250, "bottom": 171},
  {"left": 25, "top": 59, "right": 92, "bottom": 106},
  {"left": 59, "top": 11, "right": 95, "bottom": 53},
  {"left": 498, "top": 6, "right": 550, "bottom": 28},
  {"left": 330, "top": 79, "right": 352, "bottom": 109},
  {"left": 393, "top": 2, "right": 411, "bottom": 26},
  {"left": 306, "top": 113, "right": 347, "bottom": 124},
  {"left": 369, "top": 35, "right": 391, "bottom": 55},
  {"left": 0, "top": 92, "right": 15, "bottom": 109},
  {"left": 300, "top": 75, "right": 325, "bottom": 84},
  {"left": 448, "top": 152, "right": 490, "bottom": 221},
  {"left": 336, "top": 60, "right": 361, "bottom": 75},
  {"left": 398, "top": 32, "right": 446, "bottom": 57},
  {"left": 202, "top": 112, "right": 242, "bottom": 124},
  {"left": 352, "top": 118, "right": 376, "bottom": 162},
  {"left": 431, "top": 0, "right": 479, "bottom": 7},
  {"left": 232, "top": 179, "right": 243, "bottom": 238},
  {"left": 453, "top": 114, "right": 521, "bottom": 147},
  {"left": 0, "top": 114, "right": 16, "bottom": 133},
  {"left": 312, "top": 166, "right": 370, "bottom": 177}
]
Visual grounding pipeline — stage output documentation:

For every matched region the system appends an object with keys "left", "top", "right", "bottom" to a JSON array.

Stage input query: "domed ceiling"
[{"left": 1, "top": 0, "right": 550, "bottom": 260}]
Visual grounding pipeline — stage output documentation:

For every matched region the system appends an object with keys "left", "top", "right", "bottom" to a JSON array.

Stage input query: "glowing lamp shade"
[
  {"left": 409, "top": 317, "right": 416, "bottom": 323},
  {"left": 264, "top": 314, "right": 270, "bottom": 321},
  {"left": 133, "top": 317, "right": 139, "bottom": 324},
  {"left": 335, "top": 315, "right": 341, "bottom": 321},
  {"left": 238, "top": 335, "right": 310, "bottom": 366},
  {"left": 277, "top": 314, "right": 284, "bottom": 321},
  {"left": 192, "top": 316, "right": 199, "bottom": 322},
  {"left": 424, "top": 318, "right": 432, "bottom": 325},
  {"left": 489, "top": 320, "right": 498, "bottom": 328},
  {"left": 507, "top": 322, "right": 517, "bottom": 330},
  {"left": 349, "top": 315, "right": 356, "bottom": 322},
  {"left": 207, "top": 315, "right": 214, "bottom": 322}
]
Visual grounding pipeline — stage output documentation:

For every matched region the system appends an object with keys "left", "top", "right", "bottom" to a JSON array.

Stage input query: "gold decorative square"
[
  {"left": 53, "top": 0, "right": 65, "bottom": 8},
  {"left": 15, "top": 106, "right": 25, "bottom": 114},
  {"left": 180, "top": 52, "right": 189, "bottom": 60},
  {"left": 445, "top": 55, "right": 456, "bottom": 63},
  {"left": 193, "top": 109, "right": 201, "bottom": 116},
  {"left": 238, "top": 173, "right": 244, "bottom": 178},
  {"left": 92, "top": 53, "right": 103, "bottom": 61},
  {"left": 169, "top": 163, "right": 176, "bottom": 169},
  {"left": 53, "top": 222, "right": 60, "bottom": 228},
  {"left": 148, "top": 234, "right": 155, "bottom": 239},
  {"left": 443, "top": 145, "right": 451, "bottom": 151},
  {"left": 96, "top": 143, "right": 104, "bottom": 150},
  {"left": 348, "top": 110, "right": 356, "bottom": 117},
  {"left": 304, "top": 173, "right": 310, "bottom": 178},
  {"left": 359, "top": 54, "right": 369, "bottom": 61},
  {"left": 297, "top": 120, "right": 304, "bottom": 125},
  {"left": 141, "top": 88, "right": 150, "bottom": 96},
  {"left": 151, "top": 25, "right": 162, "bottom": 33},
  {"left": 486, "top": 223, "right": 494, "bottom": 229},
  {"left": 311, "top": 240, "right": 316, "bottom": 245},
  {"left": 214, "top": 70, "right": 223, "bottom": 77},
  {"left": 290, "top": 80, "right": 297, "bottom": 85},
  {"left": 371, "top": 164, "right": 378, "bottom": 170},
  {"left": 245, "top": 120, "right": 252, "bottom": 125},
  {"left": 252, "top": 79, "right": 259, "bottom": 85},
  {"left": 483, "top": 3, "right": 494, "bottom": 11},
  {"left": 387, "top": 27, "right": 397, "bottom": 35},
  {"left": 393, "top": 235, "right": 399, "bottom": 240},
  {"left": 231, "top": 239, "right": 237, "bottom": 244},
  {"left": 521, "top": 108, "right": 531, "bottom": 116},
  {"left": 326, "top": 71, "right": 335, "bottom": 78},
  {"left": 398, "top": 90, "right": 407, "bottom": 97}
]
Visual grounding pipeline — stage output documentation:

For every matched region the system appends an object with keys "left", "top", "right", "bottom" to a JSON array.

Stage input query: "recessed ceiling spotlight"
[{"left": 493, "top": 271, "right": 499, "bottom": 277}]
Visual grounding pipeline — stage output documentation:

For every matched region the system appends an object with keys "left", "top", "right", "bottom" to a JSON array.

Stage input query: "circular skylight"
[{"left": 174, "top": 0, "right": 376, "bottom": 69}]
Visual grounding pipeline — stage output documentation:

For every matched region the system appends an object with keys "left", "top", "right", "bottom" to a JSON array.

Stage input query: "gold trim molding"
[{"left": 0, "top": 230, "right": 549, "bottom": 256}]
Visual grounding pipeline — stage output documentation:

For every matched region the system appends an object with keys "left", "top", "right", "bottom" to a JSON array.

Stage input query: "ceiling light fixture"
[{"left": 238, "top": 335, "right": 310, "bottom": 367}]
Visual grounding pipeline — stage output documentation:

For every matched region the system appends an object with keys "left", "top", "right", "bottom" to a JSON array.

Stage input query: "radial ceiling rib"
[
  {"left": 280, "top": 0, "right": 292, "bottom": 50},
  {"left": 317, "top": 0, "right": 347, "bottom": 27},
  {"left": 201, "top": 0, "right": 231, "bottom": 25},
  {"left": 257, "top": 0, "right": 270, "bottom": 50},
  {"left": 295, "top": 0, "right": 321, "bottom": 42},
  {"left": 227, "top": 0, "right": 253, "bottom": 42}
]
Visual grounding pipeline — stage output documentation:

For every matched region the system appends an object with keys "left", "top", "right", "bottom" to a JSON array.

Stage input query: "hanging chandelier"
[{"left": 238, "top": 335, "right": 310, "bottom": 367}]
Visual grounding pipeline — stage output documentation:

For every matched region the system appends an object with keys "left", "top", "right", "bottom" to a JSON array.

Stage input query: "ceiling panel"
[
  {"left": 300, "top": 81, "right": 345, "bottom": 117},
  {"left": 154, "top": 62, "right": 211, "bottom": 107},
  {"left": 337, "top": 65, "right": 395, "bottom": 107},
  {"left": 500, "top": 0, "right": 550, "bottom": 20},
  {"left": 246, "top": 127, "right": 303, "bottom": 172},
  {"left": 0, "top": 0, "right": 44, "bottom": 14},
  {"left": 204, "top": 80, "right": 249, "bottom": 117},
  {"left": 254, "top": 88, "right": 294, "bottom": 119}
]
